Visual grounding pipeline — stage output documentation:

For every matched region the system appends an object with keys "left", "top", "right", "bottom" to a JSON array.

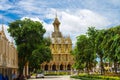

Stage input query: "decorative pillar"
[
  {"left": 65, "top": 64, "right": 67, "bottom": 70},
  {"left": 63, "top": 65, "right": 65, "bottom": 70},
  {"left": 48, "top": 64, "right": 50, "bottom": 70},
  {"left": 57, "top": 64, "right": 60, "bottom": 71},
  {"left": 50, "top": 64, "right": 52, "bottom": 70},
  {"left": 49, "top": 65, "right": 51, "bottom": 71},
  {"left": 26, "top": 62, "right": 29, "bottom": 75}
]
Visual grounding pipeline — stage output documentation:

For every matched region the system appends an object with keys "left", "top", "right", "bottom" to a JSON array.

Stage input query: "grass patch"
[
  {"left": 71, "top": 74, "right": 120, "bottom": 80},
  {"left": 45, "top": 71, "right": 70, "bottom": 76}
]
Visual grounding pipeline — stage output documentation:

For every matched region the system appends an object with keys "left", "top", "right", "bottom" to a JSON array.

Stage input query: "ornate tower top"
[
  {"left": 0, "top": 18, "right": 6, "bottom": 38},
  {"left": 52, "top": 15, "right": 62, "bottom": 38},
  {"left": 53, "top": 12, "right": 60, "bottom": 25},
  {"left": 1, "top": 17, "right": 4, "bottom": 32},
  {"left": 53, "top": 15, "right": 60, "bottom": 32},
  {"left": 53, "top": 17, "right": 60, "bottom": 26},
  {"left": 2, "top": 23, "right": 4, "bottom": 32}
]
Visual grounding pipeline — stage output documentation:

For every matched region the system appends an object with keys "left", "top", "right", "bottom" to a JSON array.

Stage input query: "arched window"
[
  {"left": 52, "top": 64, "right": 56, "bottom": 71},
  {"left": 67, "top": 64, "right": 71, "bottom": 70},
  {"left": 45, "top": 64, "right": 48, "bottom": 70},
  {"left": 60, "top": 64, "right": 63, "bottom": 70}
]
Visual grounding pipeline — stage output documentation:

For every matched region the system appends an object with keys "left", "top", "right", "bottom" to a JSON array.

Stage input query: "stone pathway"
[{"left": 28, "top": 75, "right": 80, "bottom": 80}]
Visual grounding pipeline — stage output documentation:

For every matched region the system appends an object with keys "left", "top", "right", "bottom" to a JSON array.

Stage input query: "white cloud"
[
  {"left": 109, "top": 0, "right": 120, "bottom": 6},
  {"left": 44, "top": 9, "right": 111, "bottom": 45},
  {"left": 1, "top": 5, "right": 111, "bottom": 46},
  {"left": 21, "top": 9, "right": 111, "bottom": 46},
  {"left": 17, "top": 0, "right": 50, "bottom": 16},
  {"left": 0, "top": 0, "right": 119, "bottom": 47},
  {"left": 66, "top": 10, "right": 110, "bottom": 44},
  {"left": 21, "top": 17, "right": 42, "bottom": 22},
  {"left": 0, "top": 0, "right": 14, "bottom": 10}
]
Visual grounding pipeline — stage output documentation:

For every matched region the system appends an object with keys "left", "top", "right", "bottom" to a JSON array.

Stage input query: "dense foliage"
[
  {"left": 72, "top": 25, "right": 120, "bottom": 74},
  {"left": 72, "top": 34, "right": 97, "bottom": 74},
  {"left": 8, "top": 19, "right": 52, "bottom": 73},
  {"left": 71, "top": 74, "right": 120, "bottom": 80}
]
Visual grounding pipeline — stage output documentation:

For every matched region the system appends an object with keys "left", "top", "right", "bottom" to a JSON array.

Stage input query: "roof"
[{"left": 51, "top": 37, "right": 72, "bottom": 44}]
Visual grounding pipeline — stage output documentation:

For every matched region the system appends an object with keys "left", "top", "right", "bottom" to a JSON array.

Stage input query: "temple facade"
[
  {"left": 41, "top": 16, "right": 74, "bottom": 71},
  {"left": 0, "top": 25, "right": 18, "bottom": 79}
]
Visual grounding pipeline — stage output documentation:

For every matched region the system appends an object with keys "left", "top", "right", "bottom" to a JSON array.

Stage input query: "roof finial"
[
  {"left": 55, "top": 10, "right": 57, "bottom": 18},
  {"left": 1, "top": 16, "right": 4, "bottom": 32}
]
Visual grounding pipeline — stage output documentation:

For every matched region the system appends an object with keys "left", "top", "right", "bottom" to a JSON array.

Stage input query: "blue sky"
[{"left": 0, "top": 0, "right": 120, "bottom": 45}]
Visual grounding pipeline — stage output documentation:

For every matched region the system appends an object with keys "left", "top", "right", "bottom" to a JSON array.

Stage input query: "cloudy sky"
[{"left": 0, "top": 0, "right": 120, "bottom": 45}]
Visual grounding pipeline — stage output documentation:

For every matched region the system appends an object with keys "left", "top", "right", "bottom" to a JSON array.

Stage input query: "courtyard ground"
[{"left": 27, "top": 75, "right": 80, "bottom": 80}]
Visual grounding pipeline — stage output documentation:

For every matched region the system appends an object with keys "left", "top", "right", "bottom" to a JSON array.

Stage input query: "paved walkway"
[{"left": 28, "top": 75, "right": 80, "bottom": 80}]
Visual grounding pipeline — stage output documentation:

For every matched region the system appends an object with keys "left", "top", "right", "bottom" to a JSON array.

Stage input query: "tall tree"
[
  {"left": 29, "top": 37, "right": 52, "bottom": 71},
  {"left": 95, "top": 30, "right": 105, "bottom": 75},
  {"left": 87, "top": 27, "right": 106, "bottom": 75},
  {"left": 72, "top": 35, "right": 96, "bottom": 74},
  {"left": 8, "top": 18, "right": 52, "bottom": 74},
  {"left": 103, "top": 25, "right": 120, "bottom": 73}
]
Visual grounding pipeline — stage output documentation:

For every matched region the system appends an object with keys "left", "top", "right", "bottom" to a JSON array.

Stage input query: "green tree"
[
  {"left": 103, "top": 25, "right": 120, "bottom": 73},
  {"left": 87, "top": 27, "right": 106, "bottom": 75},
  {"left": 8, "top": 18, "right": 52, "bottom": 74},
  {"left": 29, "top": 37, "right": 52, "bottom": 71},
  {"left": 72, "top": 47, "right": 85, "bottom": 74},
  {"left": 87, "top": 27, "right": 97, "bottom": 49},
  {"left": 95, "top": 30, "right": 105, "bottom": 75},
  {"left": 72, "top": 35, "right": 96, "bottom": 74},
  {"left": 72, "top": 25, "right": 120, "bottom": 75}
]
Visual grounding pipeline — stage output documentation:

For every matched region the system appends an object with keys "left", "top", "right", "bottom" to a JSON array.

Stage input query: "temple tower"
[
  {"left": 52, "top": 16, "right": 62, "bottom": 38},
  {"left": 41, "top": 16, "right": 74, "bottom": 73}
]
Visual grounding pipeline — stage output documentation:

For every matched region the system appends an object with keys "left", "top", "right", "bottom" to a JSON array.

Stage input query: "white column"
[{"left": 26, "top": 62, "right": 29, "bottom": 75}]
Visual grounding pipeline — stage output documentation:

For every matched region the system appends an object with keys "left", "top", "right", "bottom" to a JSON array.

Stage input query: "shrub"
[{"left": 71, "top": 74, "right": 120, "bottom": 80}]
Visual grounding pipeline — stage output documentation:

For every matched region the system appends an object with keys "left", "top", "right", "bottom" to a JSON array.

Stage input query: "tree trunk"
[
  {"left": 19, "top": 66, "right": 24, "bottom": 74},
  {"left": 18, "top": 58, "right": 27, "bottom": 75},
  {"left": 87, "top": 67, "right": 90, "bottom": 75},
  {"left": 100, "top": 56, "right": 104, "bottom": 75},
  {"left": 77, "top": 69, "right": 80, "bottom": 75},
  {"left": 86, "top": 62, "right": 90, "bottom": 74},
  {"left": 114, "top": 61, "right": 117, "bottom": 74}
]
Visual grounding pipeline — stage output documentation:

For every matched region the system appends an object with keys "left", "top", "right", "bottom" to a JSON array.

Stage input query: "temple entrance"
[
  {"left": 52, "top": 64, "right": 56, "bottom": 71},
  {"left": 60, "top": 64, "right": 63, "bottom": 70},
  {"left": 45, "top": 64, "right": 48, "bottom": 70},
  {"left": 67, "top": 64, "right": 71, "bottom": 70}
]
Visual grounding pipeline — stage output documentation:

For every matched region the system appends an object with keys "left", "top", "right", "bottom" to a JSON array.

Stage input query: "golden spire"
[
  {"left": 1, "top": 17, "right": 4, "bottom": 32},
  {"left": 55, "top": 11, "right": 57, "bottom": 18},
  {"left": 2, "top": 24, "right": 4, "bottom": 32},
  {"left": 53, "top": 12, "right": 60, "bottom": 25},
  {"left": 52, "top": 11, "right": 62, "bottom": 38},
  {"left": 1, "top": 16, "right": 6, "bottom": 38}
]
